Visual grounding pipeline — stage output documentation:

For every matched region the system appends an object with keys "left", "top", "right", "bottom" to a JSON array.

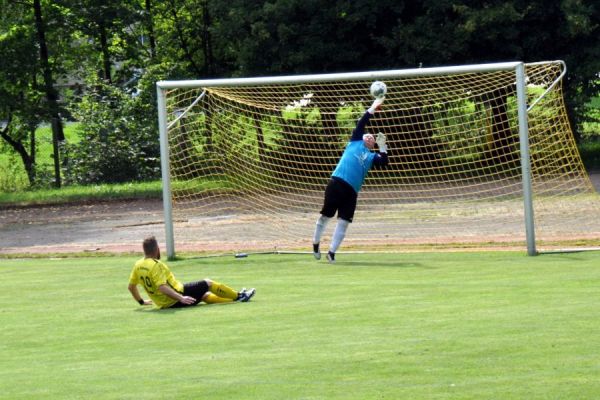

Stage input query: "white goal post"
[{"left": 156, "top": 61, "right": 600, "bottom": 259}]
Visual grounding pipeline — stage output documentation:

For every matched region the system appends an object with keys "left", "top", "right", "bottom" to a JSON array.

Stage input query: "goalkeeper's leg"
[
  {"left": 328, "top": 218, "right": 349, "bottom": 262},
  {"left": 327, "top": 192, "right": 356, "bottom": 263},
  {"left": 312, "top": 214, "right": 331, "bottom": 259}
]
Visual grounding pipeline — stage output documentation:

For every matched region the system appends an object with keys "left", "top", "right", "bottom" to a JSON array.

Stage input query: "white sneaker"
[{"left": 240, "top": 288, "right": 256, "bottom": 302}]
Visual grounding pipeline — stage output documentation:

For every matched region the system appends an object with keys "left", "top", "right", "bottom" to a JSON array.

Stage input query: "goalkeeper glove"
[
  {"left": 376, "top": 132, "right": 387, "bottom": 153},
  {"left": 368, "top": 97, "right": 385, "bottom": 114}
]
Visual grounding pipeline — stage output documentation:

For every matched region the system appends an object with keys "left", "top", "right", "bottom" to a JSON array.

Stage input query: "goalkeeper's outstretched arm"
[{"left": 350, "top": 97, "right": 385, "bottom": 141}]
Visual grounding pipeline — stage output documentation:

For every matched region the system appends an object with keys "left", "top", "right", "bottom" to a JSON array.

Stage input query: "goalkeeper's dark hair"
[{"left": 143, "top": 235, "right": 159, "bottom": 256}]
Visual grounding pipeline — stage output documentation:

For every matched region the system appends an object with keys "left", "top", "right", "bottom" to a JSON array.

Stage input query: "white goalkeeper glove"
[
  {"left": 376, "top": 132, "right": 387, "bottom": 153},
  {"left": 368, "top": 97, "right": 385, "bottom": 114}
]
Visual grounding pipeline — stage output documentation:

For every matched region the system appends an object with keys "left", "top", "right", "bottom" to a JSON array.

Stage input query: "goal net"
[{"left": 157, "top": 61, "right": 600, "bottom": 257}]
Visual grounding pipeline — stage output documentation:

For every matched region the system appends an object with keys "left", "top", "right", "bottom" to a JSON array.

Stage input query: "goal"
[{"left": 156, "top": 61, "right": 600, "bottom": 259}]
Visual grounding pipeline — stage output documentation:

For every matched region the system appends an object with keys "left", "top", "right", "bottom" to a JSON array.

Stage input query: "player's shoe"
[
  {"left": 236, "top": 288, "right": 247, "bottom": 301},
  {"left": 326, "top": 251, "right": 335, "bottom": 264},
  {"left": 239, "top": 288, "right": 256, "bottom": 302},
  {"left": 313, "top": 243, "right": 321, "bottom": 260}
]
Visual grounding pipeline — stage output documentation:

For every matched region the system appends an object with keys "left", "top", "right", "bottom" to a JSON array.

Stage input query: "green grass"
[
  {"left": 0, "top": 180, "right": 162, "bottom": 206},
  {"left": 2, "top": 251, "right": 600, "bottom": 399},
  {"left": 0, "top": 122, "right": 81, "bottom": 192}
]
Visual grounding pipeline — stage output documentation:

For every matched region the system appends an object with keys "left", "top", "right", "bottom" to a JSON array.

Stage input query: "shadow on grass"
[
  {"left": 328, "top": 260, "right": 435, "bottom": 269},
  {"left": 133, "top": 301, "right": 244, "bottom": 313}
]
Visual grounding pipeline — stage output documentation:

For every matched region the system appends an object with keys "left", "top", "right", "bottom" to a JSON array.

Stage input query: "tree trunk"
[
  {"left": 29, "top": 126, "right": 36, "bottom": 184},
  {"left": 484, "top": 86, "right": 519, "bottom": 172},
  {"left": 0, "top": 118, "right": 36, "bottom": 186},
  {"left": 201, "top": 0, "right": 214, "bottom": 76},
  {"left": 388, "top": 106, "right": 441, "bottom": 172},
  {"left": 99, "top": 23, "right": 112, "bottom": 83},
  {"left": 145, "top": 0, "right": 157, "bottom": 58},
  {"left": 252, "top": 109, "right": 266, "bottom": 164},
  {"left": 168, "top": 0, "right": 202, "bottom": 76},
  {"left": 51, "top": 117, "right": 62, "bottom": 187},
  {"left": 33, "top": 0, "right": 64, "bottom": 187}
]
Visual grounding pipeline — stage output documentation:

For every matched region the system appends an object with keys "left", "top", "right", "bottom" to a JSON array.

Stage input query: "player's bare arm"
[
  {"left": 128, "top": 283, "right": 153, "bottom": 305},
  {"left": 159, "top": 284, "right": 196, "bottom": 304}
]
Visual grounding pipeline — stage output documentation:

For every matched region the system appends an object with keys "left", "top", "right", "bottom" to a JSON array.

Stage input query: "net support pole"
[
  {"left": 157, "top": 85, "right": 176, "bottom": 260},
  {"left": 515, "top": 63, "right": 537, "bottom": 256}
]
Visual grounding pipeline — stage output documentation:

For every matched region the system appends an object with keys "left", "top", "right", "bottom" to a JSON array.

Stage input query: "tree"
[
  {"left": 515, "top": 0, "right": 600, "bottom": 140},
  {"left": 2, "top": 0, "right": 599, "bottom": 190},
  {"left": 63, "top": 73, "right": 161, "bottom": 184},
  {"left": 33, "top": 0, "right": 66, "bottom": 186},
  {"left": 147, "top": 0, "right": 221, "bottom": 78},
  {"left": 57, "top": 0, "right": 143, "bottom": 83},
  {"left": 210, "top": 0, "right": 402, "bottom": 75},
  {"left": 142, "top": 0, "right": 157, "bottom": 59},
  {"left": 377, "top": 0, "right": 600, "bottom": 138},
  {"left": 0, "top": 0, "right": 70, "bottom": 187}
]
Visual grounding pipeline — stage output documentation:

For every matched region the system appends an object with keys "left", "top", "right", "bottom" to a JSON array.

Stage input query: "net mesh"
[{"left": 161, "top": 62, "right": 600, "bottom": 253}]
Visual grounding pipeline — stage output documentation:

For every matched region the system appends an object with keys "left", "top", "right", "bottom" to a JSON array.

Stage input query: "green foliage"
[
  {"left": 0, "top": 153, "right": 29, "bottom": 192},
  {"left": 1, "top": 0, "right": 599, "bottom": 191},
  {"left": 0, "top": 123, "right": 80, "bottom": 192},
  {"left": 578, "top": 140, "right": 600, "bottom": 170},
  {"left": 63, "top": 77, "right": 160, "bottom": 184},
  {"left": 210, "top": 0, "right": 599, "bottom": 135},
  {"left": 268, "top": 100, "right": 346, "bottom": 184},
  {"left": 581, "top": 95, "right": 600, "bottom": 140}
]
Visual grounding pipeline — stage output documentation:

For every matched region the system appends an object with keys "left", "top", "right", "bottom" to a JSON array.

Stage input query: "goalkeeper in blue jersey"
[{"left": 312, "top": 97, "right": 389, "bottom": 263}]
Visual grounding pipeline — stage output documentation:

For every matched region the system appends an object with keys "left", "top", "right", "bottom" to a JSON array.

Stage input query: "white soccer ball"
[{"left": 370, "top": 81, "right": 387, "bottom": 99}]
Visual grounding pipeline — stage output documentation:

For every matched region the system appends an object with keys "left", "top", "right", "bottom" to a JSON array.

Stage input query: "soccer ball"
[{"left": 370, "top": 81, "right": 387, "bottom": 99}]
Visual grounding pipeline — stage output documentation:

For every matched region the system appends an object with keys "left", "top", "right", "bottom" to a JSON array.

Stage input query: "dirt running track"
[
  {"left": 0, "top": 199, "right": 168, "bottom": 254},
  {"left": 1, "top": 171, "right": 599, "bottom": 255}
]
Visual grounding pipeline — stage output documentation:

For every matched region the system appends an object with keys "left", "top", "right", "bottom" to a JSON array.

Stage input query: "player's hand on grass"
[
  {"left": 142, "top": 299, "right": 153, "bottom": 306},
  {"left": 180, "top": 295, "right": 196, "bottom": 305}
]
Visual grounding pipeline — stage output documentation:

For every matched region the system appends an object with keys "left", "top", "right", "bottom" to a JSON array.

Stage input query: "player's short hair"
[{"left": 143, "top": 236, "right": 159, "bottom": 256}]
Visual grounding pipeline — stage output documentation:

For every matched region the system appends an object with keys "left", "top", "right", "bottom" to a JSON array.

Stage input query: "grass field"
[
  {"left": 0, "top": 123, "right": 81, "bottom": 192},
  {"left": 1, "top": 251, "right": 600, "bottom": 399},
  {"left": 0, "top": 180, "right": 162, "bottom": 205}
]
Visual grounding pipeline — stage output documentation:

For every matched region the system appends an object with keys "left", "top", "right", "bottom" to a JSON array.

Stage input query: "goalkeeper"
[
  {"left": 128, "top": 236, "right": 256, "bottom": 309},
  {"left": 312, "top": 96, "right": 389, "bottom": 263}
]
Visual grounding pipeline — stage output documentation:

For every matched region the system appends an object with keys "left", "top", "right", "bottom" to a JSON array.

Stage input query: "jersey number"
[{"left": 141, "top": 276, "right": 154, "bottom": 293}]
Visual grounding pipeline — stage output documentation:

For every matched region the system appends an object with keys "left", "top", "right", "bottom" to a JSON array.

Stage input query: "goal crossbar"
[{"left": 157, "top": 61, "right": 523, "bottom": 89}]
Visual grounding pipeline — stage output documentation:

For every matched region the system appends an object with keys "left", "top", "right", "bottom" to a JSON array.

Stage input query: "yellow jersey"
[{"left": 129, "top": 257, "right": 184, "bottom": 309}]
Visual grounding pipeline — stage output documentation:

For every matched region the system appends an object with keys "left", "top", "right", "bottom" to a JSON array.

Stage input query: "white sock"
[
  {"left": 313, "top": 215, "right": 331, "bottom": 245},
  {"left": 329, "top": 219, "right": 349, "bottom": 253}
]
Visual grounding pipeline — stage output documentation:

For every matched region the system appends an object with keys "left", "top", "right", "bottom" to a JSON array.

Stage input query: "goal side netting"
[{"left": 157, "top": 61, "right": 600, "bottom": 257}]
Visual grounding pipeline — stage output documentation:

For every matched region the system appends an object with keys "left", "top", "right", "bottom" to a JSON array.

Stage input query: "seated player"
[{"left": 128, "top": 236, "right": 255, "bottom": 309}]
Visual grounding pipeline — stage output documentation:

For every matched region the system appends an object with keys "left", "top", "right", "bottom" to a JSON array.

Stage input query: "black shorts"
[
  {"left": 169, "top": 280, "right": 210, "bottom": 308},
  {"left": 320, "top": 177, "right": 358, "bottom": 222}
]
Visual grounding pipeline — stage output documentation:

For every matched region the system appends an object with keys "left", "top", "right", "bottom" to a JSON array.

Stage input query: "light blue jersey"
[{"left": 332, "top": 140, "right": 376, "bottom": 193}]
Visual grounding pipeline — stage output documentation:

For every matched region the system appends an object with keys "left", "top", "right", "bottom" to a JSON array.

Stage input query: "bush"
[
  {"left": 63, "top": 78, "right": 160, "bottom": 184},
  {"left": 578, "top": 140, "right": 600, "bottom": 171}
]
